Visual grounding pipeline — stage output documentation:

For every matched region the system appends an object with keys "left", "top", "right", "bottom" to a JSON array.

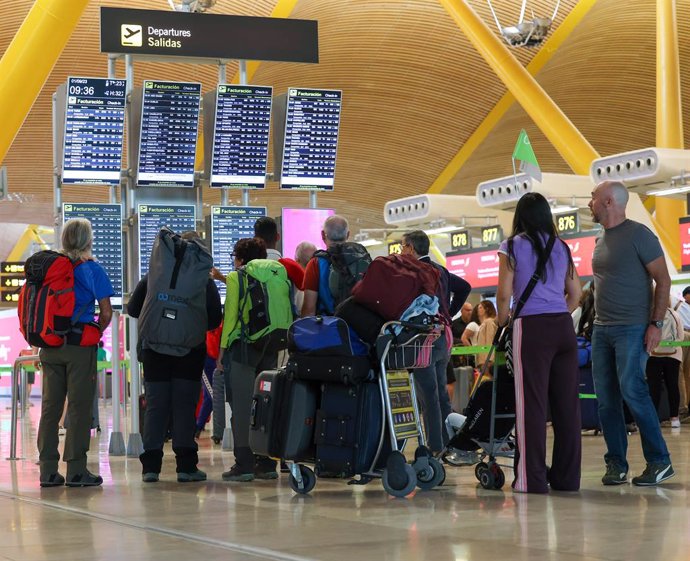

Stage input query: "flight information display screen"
[
  {"left": 210, "top": 206, "right": 267, "bottom": 299},
  {"left": 62, "top": 77, "right": 126, "bottom": 186},
  {"left": 137, "top": 204, "right": 196, "bottom": 278},
  {"left": 137, "top": 80, "right": 201, "bottom": 188},
  {"left": 63, "top": 203, "right": 123, "bottom": 308},
  {"left": 280, "top": 88, "right": 342, "bottom": 191},
  {"left": 211, "top": 85, "right": 272, "bottom": 190}
]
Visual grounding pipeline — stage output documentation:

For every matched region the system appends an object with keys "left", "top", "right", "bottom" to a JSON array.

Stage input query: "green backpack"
[{"left": 237, "top": 259, "right": 294, "bottom": 344}]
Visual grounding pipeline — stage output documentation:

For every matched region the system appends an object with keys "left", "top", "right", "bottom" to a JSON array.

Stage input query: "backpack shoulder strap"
[{"left": 316, "top": 256, "right": 335, "bottom": 315}]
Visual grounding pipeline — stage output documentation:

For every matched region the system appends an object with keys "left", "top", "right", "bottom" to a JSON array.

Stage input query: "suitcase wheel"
[
  {"left": 413, "top": 456, "right": 445, "bottom": 491},
  {"left": 289, "top": 465, "right": 316, "bottom": 495},
  {"left": 382, "top": 451, "right": 417, "bottom": 498}
]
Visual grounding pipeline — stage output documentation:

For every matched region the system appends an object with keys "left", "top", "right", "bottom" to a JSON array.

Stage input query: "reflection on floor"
[{"left": 0, "top": 399, "right": 688, "bottom": 561}]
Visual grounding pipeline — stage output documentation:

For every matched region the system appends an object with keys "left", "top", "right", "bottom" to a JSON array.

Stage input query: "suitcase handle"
[{"left": 250, "top": 398, "right": 258, "bottom": 428}]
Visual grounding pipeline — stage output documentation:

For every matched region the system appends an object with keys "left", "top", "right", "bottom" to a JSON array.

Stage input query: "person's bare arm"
[
  {"left": 301, "top": 289, "right": 317, "bottom": 317},
  {"left": 564, "top": 267, "right": 582, "bottom": 313},
  {"left": 98, "top": 297, "right": 113, "bottom": 333},
  {"left": 496, "top": 254, "right": 514, "bottom": 327},
  {"left": 645, "top": 256, "right": 671, "bottom": 353}
]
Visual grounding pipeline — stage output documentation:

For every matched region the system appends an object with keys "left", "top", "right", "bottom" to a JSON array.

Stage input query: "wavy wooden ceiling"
[{"left": 1, "top": 0, "right": 688, "bottom": 234}]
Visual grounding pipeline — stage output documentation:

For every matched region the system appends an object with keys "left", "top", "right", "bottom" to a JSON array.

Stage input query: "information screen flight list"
[
  {"left": 63, "top": 203, "right": 123, "bottom": 308},
  {"left": 137, "top": 204, "right": 196, "bottom": 278},
  {"left": 210, "top": 206, "right": 266, "bottom": 299},
  {"left": 211, "top": 85, "right": 273, "bottom": 190},
  {"left": 280, "top": 88, "right": 342, "bottom": 191},
  {"left": 137, "top": 80, "right": 201, "bottom": 188},
  {"left": 62, "top": 77, "right": 126, "bottom": 186}
]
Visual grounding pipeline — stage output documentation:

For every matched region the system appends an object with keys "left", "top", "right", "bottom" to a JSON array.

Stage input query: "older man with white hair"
[{"left": 589, "top": 180, "right": 674, "bottom": 486}]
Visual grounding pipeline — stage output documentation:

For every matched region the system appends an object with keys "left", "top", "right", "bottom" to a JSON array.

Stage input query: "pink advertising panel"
[{"left": 281, "top": 208, "right": 335, "bottom": 261}]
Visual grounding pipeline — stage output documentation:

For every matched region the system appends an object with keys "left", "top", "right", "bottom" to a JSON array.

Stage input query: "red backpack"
[
  {"left": 351, "top": 254, "right": 440, "bottom": 320},
  {"left": 18, "top": 250, "right": 96, "bottom": 348}
]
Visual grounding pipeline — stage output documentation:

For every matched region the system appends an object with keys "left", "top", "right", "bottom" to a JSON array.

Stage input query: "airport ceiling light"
[
  {"left": 476, "top": 172, "right": 593, "bottom": 210},
  {"left": 424, "top": 221, "right": 461, "bottom": 236},
  {"left": 590, "top": 148, "right": 690, "bottom": 198},
  {"left": 484, "top": 0, "right": 560, "bottom": 47}
]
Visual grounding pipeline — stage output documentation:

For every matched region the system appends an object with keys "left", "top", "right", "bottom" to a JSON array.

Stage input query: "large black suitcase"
[
  {"left": 286, "top": 354, "right": 373, "bottom": 386},
  {"left": 249, "top": 369, "right": 318, "bottom": 461},
  {"left": 460, "top": 367, "right": 515, "bottom": 441},
  {"left": 314, "top": 382, "right": 383, "bottom": 478},
  {"left": 579, "top": 365, "right": 600, "bottom": 431}
]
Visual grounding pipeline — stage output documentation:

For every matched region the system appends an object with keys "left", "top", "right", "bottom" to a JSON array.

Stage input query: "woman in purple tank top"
[{"left": 496, "top": 193, "right": 582, "bottom": 494}]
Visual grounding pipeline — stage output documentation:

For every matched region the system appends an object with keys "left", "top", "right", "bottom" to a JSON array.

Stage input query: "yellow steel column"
[
  {"left": 438, "top": 0, "right": 599, "bottom": 175},
  {"left": 428, "top": 0, "right": 598, "bottom": 194},
  {"left": 0, "top": 0, "right": 90, "bottom": 165},
  {"left": 654, "top": 0, "right": 684, "bottom": 270}
]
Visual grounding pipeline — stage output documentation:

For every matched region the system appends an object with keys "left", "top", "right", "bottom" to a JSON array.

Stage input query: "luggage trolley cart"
[
  {"left": 288, "top": 319, "right": 446, "bottom": 497},
  {"left": 444, "top": 343, "right": 516, "bottom": 490}
]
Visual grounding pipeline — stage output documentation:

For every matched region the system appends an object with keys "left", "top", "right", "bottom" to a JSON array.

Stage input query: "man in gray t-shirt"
[{"left": 589, "top": 180, "right": 673, "bottom": 486}]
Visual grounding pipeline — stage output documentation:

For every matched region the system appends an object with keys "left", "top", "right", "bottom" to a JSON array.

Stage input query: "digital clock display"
[{"left": 62, "top": 76, "right": 127, "bottom": 186}]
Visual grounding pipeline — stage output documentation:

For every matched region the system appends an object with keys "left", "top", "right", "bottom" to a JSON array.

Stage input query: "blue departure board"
[
  {"left": 210, "top": 206, "right": 266, "bottom": 299},
  {"left": 62, "top": 77, "right": 126, "bottom": 186},
  {"left": 280, "top": 88, "right": 342, "bottom": 191},
  {"left": 137, "top": 80, "right": 201, "bottom": 188},
  {"left": 210, "top": 85, "right": 272, "bottom": 189},
  {"left": 63, "top": 203, "right": 123, "bottom": 309},
  {"left": 137, "top": 204, "right": 196, "bottom": 278}
]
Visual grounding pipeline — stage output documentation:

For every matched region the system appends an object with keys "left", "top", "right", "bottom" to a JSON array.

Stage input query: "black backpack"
[{"left": 314, "top": 242, "right": 372, "bottom": 313}]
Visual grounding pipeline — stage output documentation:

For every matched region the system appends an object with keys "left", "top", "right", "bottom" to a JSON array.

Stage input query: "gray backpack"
[{"left": 138, "top": 227, "right": 213, "bottom": 356}]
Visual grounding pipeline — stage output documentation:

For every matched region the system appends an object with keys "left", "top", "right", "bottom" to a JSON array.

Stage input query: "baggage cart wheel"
[
  {"left": 413, "top": 457, "right": 445, "bottom": 490},
  {"left": 475, "top": 462, "right": 489, "bottom": 482},
  {"left": 382, "top": 464, "right": 417, "bottom": 498},
  {"left": 479, "top": 466, "right": 496, "bottom": 490},
  {"left": 289, "top": 465, "right": 316, "bottom": 495},
  {"left": 489, "top": 462, "right": 505, "bottom": 490}
]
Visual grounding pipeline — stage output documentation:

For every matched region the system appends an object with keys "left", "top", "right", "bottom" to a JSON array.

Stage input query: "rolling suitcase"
[
  {"left": 579, "top": 365, "right": 600, "bottom": 432},
  {"left": 249, "top": 369, "right": 318, "bottom": 461},
  {"left": 314, "top": 381, "right": 382, "bottom": 478}
]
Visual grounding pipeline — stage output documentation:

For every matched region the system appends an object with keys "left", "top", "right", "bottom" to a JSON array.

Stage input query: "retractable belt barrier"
[{"left": 8, "top": 354, "right": 40, "bottom": 461}]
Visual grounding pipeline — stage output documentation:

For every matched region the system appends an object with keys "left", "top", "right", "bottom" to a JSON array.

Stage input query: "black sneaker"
[
  {"left": 66, "top": 471, "right": 103, "bottom": 487},
  {"left": 222, "top": 464, "right": 254, "bottom": 482},
  {"left": 631, "top": 463, "right": 675, "bottom": 486},
  {"left": 40, "top": 472, "right": 65, "bottom": 487},
  {"left": 602, "top": 463, "right": 628, "bottom": 485},
  {"left": 255, "top": 470, "right": 279, "bottom": 480}
]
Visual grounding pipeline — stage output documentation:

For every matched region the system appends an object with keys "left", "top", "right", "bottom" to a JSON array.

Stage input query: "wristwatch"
[{"left": 650, "top": 320, "right": 663, "bottom": 329}]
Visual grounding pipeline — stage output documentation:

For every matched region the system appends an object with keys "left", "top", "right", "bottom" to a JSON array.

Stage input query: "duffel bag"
[
  {"left": 288, "top": 316, "right": 368, "bottom": 357},
  {"left": 351, "top": 254, "right": 440, "bottom": 320},
  {"left": 286, "top": 353, "right": 374, "bottom": 386},
  {"left": 334, "top": 296, "right": 386, "bottom": 346}
]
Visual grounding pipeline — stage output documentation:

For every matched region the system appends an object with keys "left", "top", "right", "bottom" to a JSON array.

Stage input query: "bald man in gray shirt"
[{"left": 589, "top": 180, "right": 673, "bottom": 487}]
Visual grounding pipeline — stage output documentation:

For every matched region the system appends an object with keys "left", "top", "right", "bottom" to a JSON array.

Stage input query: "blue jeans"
[
  {"left": 413, "top": 336, "right": 452, "bottom": 452},
  {"left": 591, "top": 324, "right": 670, "bottom": 470}
]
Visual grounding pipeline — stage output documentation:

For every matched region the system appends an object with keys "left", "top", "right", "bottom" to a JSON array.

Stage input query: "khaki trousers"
[{"left": 38, "top": 345, "right": 97, "bottom": 478}]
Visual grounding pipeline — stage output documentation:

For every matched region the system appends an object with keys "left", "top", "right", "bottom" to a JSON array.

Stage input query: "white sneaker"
[
  {"left": 58, "top": 426, "right": 66, "bottom": 436},
  {"left": 671, "top": 419, "right": 681, "bottom": 429}
]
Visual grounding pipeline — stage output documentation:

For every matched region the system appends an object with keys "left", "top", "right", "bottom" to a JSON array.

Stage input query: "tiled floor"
[{"left": 1, "top": 399, "right": 689, "bottom": 561}]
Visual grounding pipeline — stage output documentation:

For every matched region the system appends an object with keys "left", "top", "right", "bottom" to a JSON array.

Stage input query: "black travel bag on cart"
[
  {"left": 314, "top": 381, "right": 383, "bottom": 478},
  {"left": 287, "top": 316, "right": 374, "bottom": 386},
  {"left": 249, "top": 369, "right": 319, "bottom": 461}
]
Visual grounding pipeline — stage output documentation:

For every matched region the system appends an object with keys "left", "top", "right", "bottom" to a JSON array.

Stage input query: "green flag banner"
[{"left": 512, "top": 129, "right": 542, "bottom": 182}]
